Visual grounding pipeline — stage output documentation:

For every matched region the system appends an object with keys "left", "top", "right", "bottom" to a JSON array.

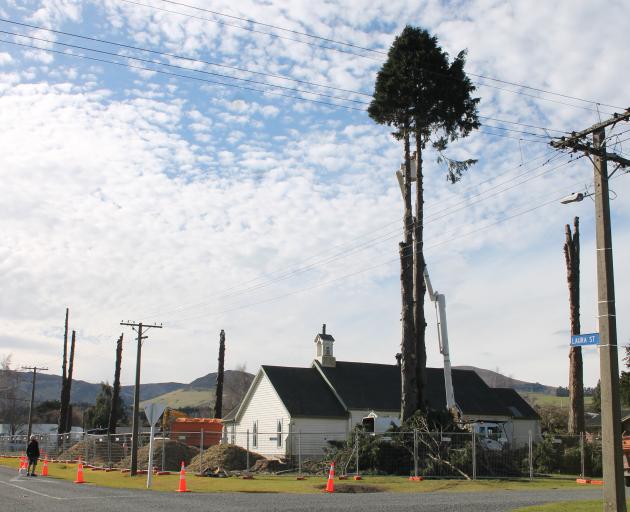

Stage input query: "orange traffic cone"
[
  {"left": 176, "top": 461, "right": 190, "bottom": 493},
  {"left": 74, "top": 460, "right": 85, "bottom": 484},
  {"left": 41, "top": 456, "right": 49, "bottom": 477},
  {"left": 324, "top": 461, "right": 335, "bottom": 493}
]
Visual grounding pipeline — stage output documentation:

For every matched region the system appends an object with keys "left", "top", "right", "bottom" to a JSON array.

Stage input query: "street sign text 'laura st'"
[{"left": 571, "top": 333, "right": 600, "bottom": 347}]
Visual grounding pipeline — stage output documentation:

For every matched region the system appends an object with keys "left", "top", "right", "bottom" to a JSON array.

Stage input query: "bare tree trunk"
[
  {"left": 108, "top": 334, "right": 124, "bottom": 434},
  {"left": 564, "top": 217, "right": 584, "bottom": 434},
  {"left": 63, "top": 330, "right": 76, "bottom": 433},
  {"left": 400, "top": 125, "right": 418, "bottom": 421},
  {"left": 214, "top": 330, "right": 226, "bottom": 419},
  {"left": 58, "top": 308, "right": 69, "bottom": 435},
  {"left": 413, "top": 133, "right": 427, "bottom": 409}
]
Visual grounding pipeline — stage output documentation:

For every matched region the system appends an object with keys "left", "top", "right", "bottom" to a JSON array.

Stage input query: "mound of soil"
[
  {"left": 58, "top": 441, "right": 104, "bottom": 464},
  {"left": 115, "top": 439, "right": 198, "bottom": 472},
  {"left": 250, "top": 458, "right": 288, "bottom": 473},
  {"left": 188, "top": 444, "right": 264, "bottom": 473}
]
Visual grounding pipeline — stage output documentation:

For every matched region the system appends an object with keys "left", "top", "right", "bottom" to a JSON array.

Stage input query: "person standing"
[{"left": 26, "top": 436, "right": 40, "bottom": 477}]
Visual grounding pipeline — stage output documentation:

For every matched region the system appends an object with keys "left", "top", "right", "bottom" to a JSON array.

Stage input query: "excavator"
[{"left": 161, "top": 408, "right": 189, "bottom": 434}]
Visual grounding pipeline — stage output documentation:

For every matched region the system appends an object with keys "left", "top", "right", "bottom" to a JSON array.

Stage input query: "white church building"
[{"left": 222, "top": 325, "right": 540, "bottom": 457}]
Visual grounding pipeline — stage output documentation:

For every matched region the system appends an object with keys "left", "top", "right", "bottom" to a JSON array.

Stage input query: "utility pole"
[
  {"left": 21, "top": 366, "right": 48, "bottom": 447},
  {"left": 551, "top": 108, "right": 630, "bottom": 512},
  {"left": 120, "top": 321, "right": 162, "bottom": 476}
]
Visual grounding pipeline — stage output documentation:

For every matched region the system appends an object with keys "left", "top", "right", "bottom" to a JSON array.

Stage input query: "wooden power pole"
[
  {"left": 22, "top": 366, "right": 48, "bottom": 447},
  {"left": 551, "top": 108, "right": 630, "bottom": 512},
  {"left": 120, "top": 321, "right": 162, "bottom": 476},
  {"left": 214, "top": 330, "right": 226, "bottom": 419}
]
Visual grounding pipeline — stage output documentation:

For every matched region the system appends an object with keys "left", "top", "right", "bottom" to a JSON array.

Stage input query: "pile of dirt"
[
  {"left": 188, "top": 444, "right": 264, "bottom": 473},
  {"left": 58, "top": 441, "right": 105, "bottom": 464},
  {"left": 115, "top": 439, "right": 199, "bottom": 472},
  {"left": 249, "top": 458, "right": 288, "bottom": 473}
]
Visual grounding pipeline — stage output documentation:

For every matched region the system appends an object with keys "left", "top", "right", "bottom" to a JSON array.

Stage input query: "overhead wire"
[
  {"left": 0, "top": 19, "right": 575, "bottom": 136},
  {"left": 168, "top": 162, "right": 589, "bottom": 324},
  {"left": 140, "top": 153, "right": 578, "bottom": 320},
  {"left": 0, "top": 38, "right": 366, "bottom": 111},
  {"left": 0, "top": 18, "right": 373, "bottom": 98},
  {"left": 118, "top": 0, "right": 624, "bottom": 110},
  {"left": 135, "top": 150, "right": 560, "bottom": 317},
  {"left": 0, "top": 35, "right": 570, "bottom": 141}
]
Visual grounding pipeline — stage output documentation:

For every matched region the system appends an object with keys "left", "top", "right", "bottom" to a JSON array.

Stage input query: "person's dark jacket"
[{"left": 26, "top": 440, "right": 40, "bottom": 460}]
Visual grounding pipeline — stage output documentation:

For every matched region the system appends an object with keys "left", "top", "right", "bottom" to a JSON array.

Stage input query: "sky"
[{"left": 1, "top": 0, "right": 629, "bottom": 390}]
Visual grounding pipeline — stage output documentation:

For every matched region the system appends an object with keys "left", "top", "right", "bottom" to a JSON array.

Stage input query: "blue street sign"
[{"left": 570, "top": 333, "right": 600, "bottom": 347}]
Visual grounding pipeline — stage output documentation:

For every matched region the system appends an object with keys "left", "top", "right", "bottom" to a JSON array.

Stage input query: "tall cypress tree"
[{"left": 369, "top": 26, "right": 479, "bottom": 418}]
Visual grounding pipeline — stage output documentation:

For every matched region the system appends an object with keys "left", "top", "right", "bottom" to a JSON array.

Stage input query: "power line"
[
  {"left": 168, "top": 174, "right": 589, "bottom": 324},
  {"left": 0, "top": 37, "right": 575, "bottom": 142},
  {"left": 141, "top": 154, "right": 578, "bottom": 320},
  {"left": 0, "top": 19, "right": 575, "bottom": 135},
  {"left": 134, "top": 150, "right": 559, "bottom": 317},
  {"left": 0, "top": 38, "right": 366, "bottom": 112},
  {"left": 118, "top": 0, "right": 624, "bottom": 110},
  {"left": 0, "top": 18, "right": 372, "bottom": 98},
  {"left": 119, "top": 0, "right": 382, "bottom": 62},
  {"left": 154, "top": 0, "right": 384, "bottom": 56},
  {"left": 0, "top": 30, "right": 368, "bottom": 106}
]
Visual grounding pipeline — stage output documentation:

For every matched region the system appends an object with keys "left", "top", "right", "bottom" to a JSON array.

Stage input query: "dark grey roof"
[
  {"left": 315, "top": 361, "right": 510, "bottom": 417},
  {"left": 315, "top": 361, "right": 400, "bottom": 411},
  {"left": 427, "top": 368, "right": 511, "bottom": 417},
  {"left": 493, "top": 388, "right": 540, "bottom": 420},
  {"left": 262, "top": 365, "right": 346, "bottom": 418},
  {"left": 316, "top": 333, "right": 335, "bottom": 342}
]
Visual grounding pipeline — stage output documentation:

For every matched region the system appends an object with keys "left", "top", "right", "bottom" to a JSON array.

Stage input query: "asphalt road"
[{"left": 0, "top": 466, "right": 603, "bottom": 512}]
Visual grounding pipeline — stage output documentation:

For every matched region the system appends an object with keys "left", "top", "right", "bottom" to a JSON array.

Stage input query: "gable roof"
[
  {"left": 493, "top": 388, "right": 540, "bottom": 420},
  {"left": 262, "top": 365, "right": 346, "bottom": 418},
  {"left": 314, "top": 360, "right": 511, "bottom": 417},
  {"left": 314, "top": 360, "right": 400, "bottom": 411}
]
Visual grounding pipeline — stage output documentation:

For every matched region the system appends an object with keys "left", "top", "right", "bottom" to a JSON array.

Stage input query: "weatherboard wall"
[
  {"left": 290, "top": 417, "right": 348, "bottom": 456},
  {"left": 230, "top": 372, "right": 291, "bottom": 457}
]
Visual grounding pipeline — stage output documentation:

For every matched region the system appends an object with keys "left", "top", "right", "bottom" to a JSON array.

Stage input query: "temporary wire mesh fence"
[{"left": 0, "top": 430, "right": 603, "bottom": 479}]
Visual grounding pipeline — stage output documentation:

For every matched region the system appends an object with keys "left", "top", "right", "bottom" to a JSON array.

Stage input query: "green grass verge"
[
  {"left": 0, "top": 457, "right": 589, "bottom": 494},
  {"left": 520, "top": 392, "right": 594, "bottom": 408},
  {"left": 513, "top": 501, "right": 630, "bottom": 512}
]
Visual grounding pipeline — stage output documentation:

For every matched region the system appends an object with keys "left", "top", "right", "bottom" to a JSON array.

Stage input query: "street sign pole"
[
  {"left": 147, "top": 423, "right": 155, "bottom": 488},
  {"left": 143, "top": 402, "right": 166, "bottom": 489}
]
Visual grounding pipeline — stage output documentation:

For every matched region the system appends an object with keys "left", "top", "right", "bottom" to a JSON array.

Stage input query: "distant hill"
[
  {"left": 7, "top": 369, "right": 254, "bottom": 409},
  {"left": 454, "top": 366, "right": 556, "bottom": 394},
  {"left": 142, "top": 370, "right": 254, "bottom": 412}
]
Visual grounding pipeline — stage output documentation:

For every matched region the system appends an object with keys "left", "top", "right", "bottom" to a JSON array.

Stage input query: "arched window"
[
  {"left": 252, "top": 421, "right": 258, "bottom": 448},
  {"left": 277, "top": 420, "right": 282, "bottom": 448}
]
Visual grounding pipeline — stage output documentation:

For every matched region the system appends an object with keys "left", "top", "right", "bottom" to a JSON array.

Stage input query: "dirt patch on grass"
[{"left": 315, "top": 483, "right": 383, "bottom": 493}]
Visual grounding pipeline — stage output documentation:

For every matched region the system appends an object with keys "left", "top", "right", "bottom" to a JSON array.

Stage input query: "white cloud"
[{"left": 1, "top": 0, "right": 629, "bottom": 392}]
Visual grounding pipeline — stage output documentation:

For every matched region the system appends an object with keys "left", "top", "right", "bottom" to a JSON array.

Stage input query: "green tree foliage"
[
  {"left": 591, "top": 380, "right": 601, "bottom": 414},
  {"left": 368, "top": 25, "right": 479, "bottom": 178},
  {"left": 556, "top": 386, "right": 569, "bottom": 397},
  {"left": 84, "top": 383, "right": 128, "bottom": 430},
  {"left": 536, "top": 404, "right": 569, "bottom": 434}
]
